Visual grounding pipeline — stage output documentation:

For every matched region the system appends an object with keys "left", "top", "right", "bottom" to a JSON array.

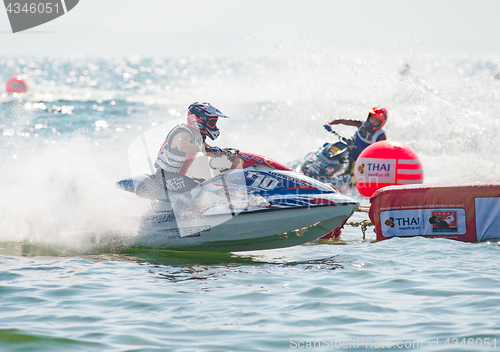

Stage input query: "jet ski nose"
[{"left": 116, "top": 179, "right": 137, "bottom": 193}]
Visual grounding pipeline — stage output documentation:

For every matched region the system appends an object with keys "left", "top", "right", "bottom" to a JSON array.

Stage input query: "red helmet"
[
  {"left": 186, "top": 102, "right": 229, "bottom": 140},
  {"left": 367, "top": 106, "right": 388, "bottom": 131}
]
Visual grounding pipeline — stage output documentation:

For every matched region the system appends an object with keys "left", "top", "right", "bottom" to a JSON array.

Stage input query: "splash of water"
[{"left": 0, "top": 132, "right": 147, "bottom": 253}]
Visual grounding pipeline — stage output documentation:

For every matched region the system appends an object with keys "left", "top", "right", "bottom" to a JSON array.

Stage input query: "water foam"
[{"left": 0, "top": 133, "right": 147, "bottom": 253}]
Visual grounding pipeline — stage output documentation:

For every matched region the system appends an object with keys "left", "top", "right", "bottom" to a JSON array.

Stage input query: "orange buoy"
[
  {"left": 354, "top": 141, "right": 424, "bottom": 197},
  {"left": 6, "top": 77, "right": 28, "bottom": 93}
]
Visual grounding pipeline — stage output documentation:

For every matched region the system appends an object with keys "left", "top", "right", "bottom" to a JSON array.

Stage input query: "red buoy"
[
  {"left": 6, "top": 77, "right": 28, "bottom": 93},
  {"left": 354, "top": 141, "right": 424, "bottom": 197}
]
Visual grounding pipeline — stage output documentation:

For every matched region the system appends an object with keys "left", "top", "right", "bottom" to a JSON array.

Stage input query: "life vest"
[
  {"left": 350, "top": 121, "right": 386, "bottom": 160},
  {"left": 154, "top": 124, "right": 201, "bottom": 174}
]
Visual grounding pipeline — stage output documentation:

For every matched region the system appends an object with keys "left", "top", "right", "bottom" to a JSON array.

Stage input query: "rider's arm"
[
  {"left": 177, "top": 136, "right": 221, "bottom": 157},
  {"left": 376, "top": 133, "right": 387, "bottom": 141},
  {"left": 328, "top": 119, "right": 363, "bottom": 128},
  {"left": 172, "top": 131, "right": 201, "bottom": 154}
]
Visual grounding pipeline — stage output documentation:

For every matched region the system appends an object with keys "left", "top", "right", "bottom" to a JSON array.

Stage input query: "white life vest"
[{"left": 154, "top": 124, "right": 201, "bottom": 173}]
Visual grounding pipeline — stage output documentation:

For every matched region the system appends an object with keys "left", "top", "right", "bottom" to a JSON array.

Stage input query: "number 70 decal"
[{"left": 245, "top": 171, "right": 280, "bottom": 190}]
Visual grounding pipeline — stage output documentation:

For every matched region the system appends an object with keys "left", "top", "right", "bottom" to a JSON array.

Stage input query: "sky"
[{"left": 1, "top": 0, "right": 500, "bottom": 56}]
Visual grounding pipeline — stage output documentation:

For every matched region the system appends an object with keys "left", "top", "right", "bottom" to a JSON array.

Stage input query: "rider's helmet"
[
  {"left": 186, "top": 102, "right": 229, "bottom": 140},
  {"left": 366, "top": 106, "right": 388, "bottom": 132}
]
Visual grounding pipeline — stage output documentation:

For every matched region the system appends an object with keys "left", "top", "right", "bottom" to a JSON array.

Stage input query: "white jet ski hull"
[{"left": 133, "top": 203, "right": 356, "bottom": 252}]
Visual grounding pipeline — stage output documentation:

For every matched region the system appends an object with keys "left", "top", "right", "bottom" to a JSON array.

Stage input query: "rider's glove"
[
  {"left": 205, "top": 146, "right": 223, "bottom": 157},
  {"left": 324, "top": 124, "right": 332, "bottom": 132},
  {"left": 345, "top": 138, "right": 355, "bottom": 146}
]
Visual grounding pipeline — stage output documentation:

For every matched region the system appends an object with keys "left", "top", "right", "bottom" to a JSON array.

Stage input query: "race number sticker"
[{"left": 245, "top": 171, "right": 280, "bottom": 190}]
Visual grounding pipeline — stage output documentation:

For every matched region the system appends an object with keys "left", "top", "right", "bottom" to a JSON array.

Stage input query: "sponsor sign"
[
  {"left": 380, "top": 208, "right": 466, "bottom": 238},
  {"left": 430, "top": 210, "right": 458, "bottom": 233},
  {"left": 355, "top": 157, "right": 396, "bottom": 184}
]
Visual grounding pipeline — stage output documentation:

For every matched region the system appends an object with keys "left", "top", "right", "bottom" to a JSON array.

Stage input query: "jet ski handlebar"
[
  {"left": 208, "top": 147, "right": 240, "bottom": 171},
  {"left": 323, "top": 125, "right": 354, "bottom": 146},
  {"left": 218, "top": 148, "right": 240, "bottom": 160}
]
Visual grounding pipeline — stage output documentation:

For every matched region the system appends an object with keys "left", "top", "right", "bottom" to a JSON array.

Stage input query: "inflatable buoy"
[
  {"left": 6, "top": 77, "right": 28, "bottom": 93},
  {"left": 354, "top": 141, "right": 424, "bottom": 197}
]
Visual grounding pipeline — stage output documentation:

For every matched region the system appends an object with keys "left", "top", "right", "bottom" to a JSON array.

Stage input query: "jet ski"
[
  {"left": 116, "top": 149, "right": 358, "bottom": 252},
  {"left": 286, "top": 130, "right": 356, "bottom": 193}
]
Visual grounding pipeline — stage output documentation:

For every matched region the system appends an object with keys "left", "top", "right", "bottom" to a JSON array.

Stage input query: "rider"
[
  {"left": 319, "top": 106, "right": 387, "bottom": 239},
  {"left": 153, "top": 102, "right": 228, "bottom": 203},
  {"left": 325, "top": 106, "right": 388, "bottom": 164}
]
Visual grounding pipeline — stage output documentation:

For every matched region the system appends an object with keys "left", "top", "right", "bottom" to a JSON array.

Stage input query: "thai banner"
[
  {"left": 379, "top": 208, "right": 467, "bottom": 238},
  {"left": 369, "top": 182, "right": 500, "bottom": 242}
]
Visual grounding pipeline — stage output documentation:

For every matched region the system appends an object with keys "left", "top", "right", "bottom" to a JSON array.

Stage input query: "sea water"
[{"left": 1, "top": 53, "right": 500, "bottom": 351}]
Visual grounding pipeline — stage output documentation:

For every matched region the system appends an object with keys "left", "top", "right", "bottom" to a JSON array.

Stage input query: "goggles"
[{"left": 206, "top": 117, "right": 218, "bottom": 129}]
